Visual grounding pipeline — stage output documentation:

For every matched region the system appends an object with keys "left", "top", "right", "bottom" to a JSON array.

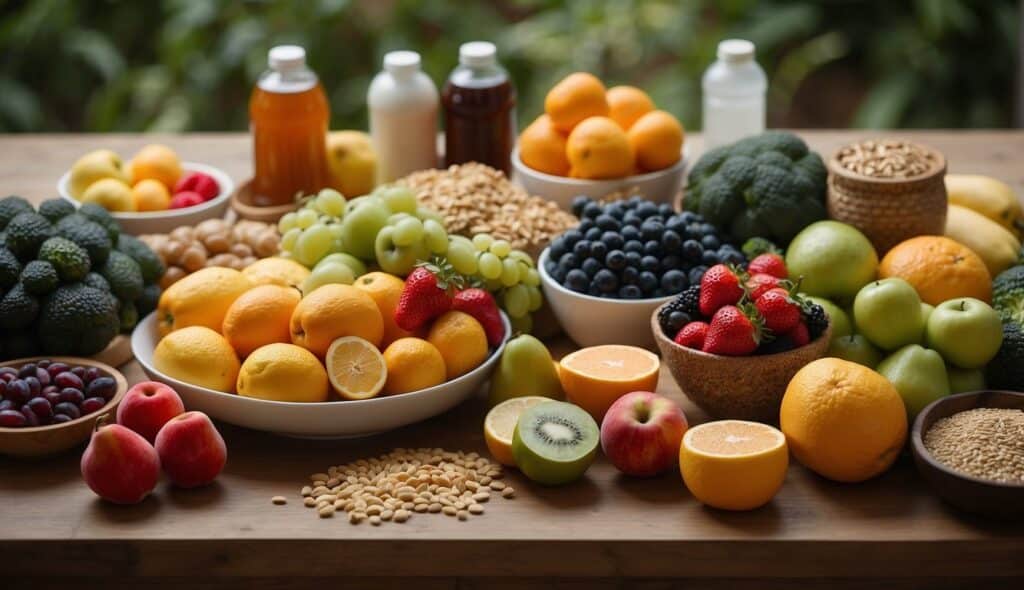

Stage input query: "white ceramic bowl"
[
  {"left": 130, "top": 311, "right": 509, "bottom": 439},
  {"left": 538, "top": 248, "right": 672, "bottom": 350},
  {"left": 57, "top": 162, "right": 234, "bottom": 236},
  {"left": 512, "top": 145, "right": 689, "bottom": 211}
]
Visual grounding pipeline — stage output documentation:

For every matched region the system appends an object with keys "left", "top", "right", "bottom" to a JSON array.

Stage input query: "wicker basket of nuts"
[
  {"left": 827, "top": 139, "right": 947, "bottom": 253},
  {"left": 139, "top": 219, "right": 280, "bottom": 288}
]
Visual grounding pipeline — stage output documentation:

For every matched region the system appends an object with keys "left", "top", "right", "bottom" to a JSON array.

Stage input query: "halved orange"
[
  {"left": 325, "top": 336, "right": 387, "bottom": 400},
  {"left": 557, "top": 345, "right": 659, "bottom": 420},
  {"left": 484, "top": 396, "right": 551, "bottom": 466}
]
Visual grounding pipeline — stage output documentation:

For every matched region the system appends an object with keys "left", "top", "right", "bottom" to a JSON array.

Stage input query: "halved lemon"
[
  {"left": 557, "top": 345, "right": 660, "bottom": 420},
  {"left": 484, "top": 396, "right": 551, "bottom": 466},
  {"left": 325, "top": 336, "right": 387, "bottom": 400},
  {"left": 679, "top": 420, "right": 788, "bottom": 511}
]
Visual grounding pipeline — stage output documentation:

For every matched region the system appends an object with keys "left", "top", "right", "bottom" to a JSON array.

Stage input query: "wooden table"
[{"left": 2, "top": 132, "right": 1023, "bottom": 589}]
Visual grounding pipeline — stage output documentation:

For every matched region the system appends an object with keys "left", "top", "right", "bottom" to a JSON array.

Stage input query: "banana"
[
  {"left": 945, "top": 174, "right": 1022, "bottom": 238},
  {"left": 945, "top": 204, "right": 1021, "bottom": 276}
]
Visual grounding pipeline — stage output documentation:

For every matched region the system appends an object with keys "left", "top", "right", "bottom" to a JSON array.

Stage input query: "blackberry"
[
  {"left": 804, "top": 302, "right": 829, "bottom": 340},
  {"left": 657, "top": 284, "right": 702, "bottom": 336}
]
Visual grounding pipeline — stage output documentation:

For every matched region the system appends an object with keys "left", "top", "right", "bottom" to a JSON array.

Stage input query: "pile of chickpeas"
[{"left": 140, "top": 219, "right": 280, "bottom": 288}]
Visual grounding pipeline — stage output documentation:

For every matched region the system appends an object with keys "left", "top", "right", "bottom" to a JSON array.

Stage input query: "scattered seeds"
[
  {"left": 924, "top": 408, "right": 1024, "bottom": 484},
  {"left": 318, "top": 505, "right": 335, "bottom": 518},
  {"left": 271, "top": 496, "right": 287, "bottom": 505},
  {"left": 502, "top": 486, "right": 516, "bottom": 499}
]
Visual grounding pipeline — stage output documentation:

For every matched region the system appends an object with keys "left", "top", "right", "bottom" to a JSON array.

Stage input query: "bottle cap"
[
  {"left": 269, "top": 45, "right": 307, "bottom": 71},
  {"left": 717, "top": 39, "right": 755, "bottom": 64},
  {"left": 383, "top": 51, "right": 422, "bottom": 77},
  {"left": 459, "top": 41, "right": 497, "bottom": 68}
]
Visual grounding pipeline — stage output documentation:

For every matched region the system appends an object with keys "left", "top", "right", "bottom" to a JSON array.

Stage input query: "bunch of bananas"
[{"left": 944, "top": 174, "right": 1022, "bottom": 276}]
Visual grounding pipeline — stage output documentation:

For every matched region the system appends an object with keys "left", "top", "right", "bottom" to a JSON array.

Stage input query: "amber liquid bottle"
[
  {"left": 442, "top": 41, "right": 516, "bottom": 175},
  {"left": 249, "top": 45, "right": 330, "bottom": 206}
]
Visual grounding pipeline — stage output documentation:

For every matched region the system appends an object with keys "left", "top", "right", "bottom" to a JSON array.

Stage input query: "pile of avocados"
[{"left": 0, "top": 195, "right": 163, "bottom": 357}]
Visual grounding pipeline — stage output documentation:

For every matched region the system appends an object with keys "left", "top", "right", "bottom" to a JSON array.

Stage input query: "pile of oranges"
[{"left": 518, "top": 73, "right": 685, "bottom": 180}]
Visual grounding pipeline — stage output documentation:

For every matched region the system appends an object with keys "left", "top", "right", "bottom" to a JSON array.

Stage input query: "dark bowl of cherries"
[{"left": 0, "top": 356, "right": 127, "bottom": 458}]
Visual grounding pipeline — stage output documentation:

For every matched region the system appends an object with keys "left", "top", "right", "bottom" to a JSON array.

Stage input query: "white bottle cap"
[
  {"left": 459, "top": 41, "right": 496, "bottom": 67},
  {"left": 269, "top": 45, "right": 307, "bottom": 71},
  {"left": 383, "top": 50, "right": 422, "bottom": 77},
  {"left": 717, "top": 39, "right": 755, "bottom": 64}
]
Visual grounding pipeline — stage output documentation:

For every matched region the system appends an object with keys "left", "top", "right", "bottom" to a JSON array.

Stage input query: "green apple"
[
  {"left": 786, "top": 221, "right": 878, "bottom": 305},
  {"left": 374, "top": 225, "right": 430, "bottom": 276},
  {"left": 853, "top": 278, "right": 924, "bottom": 350},
  {"left": 924, "top": 297, "right": 1003, "bottom": 369},
  {"left": 827, "top": 334, "right": 883, "bottom": 368},
  {"left": 488, "top": 334, "right": 563, "bottom": 407},
  {"left": 806, "top": 296, "right": 852, "bottom": 341},
  {"left": 317, "top": 252, "right": 367, "bottom": 277},
  {"left": 340, "top": 196, "right": 390, "bottom": 260},
  {"left": 919, "top": 302, "right": 934, "bottom": 329},
  {"left": 947, "top": 366, "right": 986, "bottom": 394},
  {"left": 876, "top": 344, "right": 950, "bottom": 417}
]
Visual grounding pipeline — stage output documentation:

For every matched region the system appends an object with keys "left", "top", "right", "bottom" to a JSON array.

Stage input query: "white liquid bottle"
[
  {"left": 702, "top": 39, "right": 767, "bottom": 150},
  {"left": 368, "top": 51, "right": 439, "bottom": 182}
]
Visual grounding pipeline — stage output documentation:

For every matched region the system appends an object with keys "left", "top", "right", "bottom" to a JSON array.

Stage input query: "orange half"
[
  {"left": 325, "top": 336, "right": 387, "bottom": 400},
  {"left": 557, "top": 345, "right": 660, "bottom": 420}
]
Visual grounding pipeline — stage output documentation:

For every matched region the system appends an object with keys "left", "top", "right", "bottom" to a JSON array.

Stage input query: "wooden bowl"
[
  {"left": 230, "top": 178, "right": 299, "bottom": 223},
  {"left": 651, "top": 304, "right": 830, "bottom": 423},
  {"left": 0, "top": 357, "right": 128, "bottom": 458},
  {"left": 910, "top": 390, "right": 1024, "bottom": 519}
]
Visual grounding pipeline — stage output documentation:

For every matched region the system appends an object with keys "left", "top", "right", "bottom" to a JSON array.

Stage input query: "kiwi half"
[{"left": 511, "top": 400, "right": 599, "bottom": 485}]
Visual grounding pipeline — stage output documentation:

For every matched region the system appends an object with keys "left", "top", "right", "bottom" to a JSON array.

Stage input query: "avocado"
[
  {"left": 2, "top": 333, "right": 38, "bottom": 358},
  {"left": 136, "top": 282, "right": 161, "bottom": 318},
  {"left": 98, "top": 250, "right": 144, "bottom": 301},
  {"left": 0, "top": 283, "right": 40, "bottom": 329},
  {"left": 986, "top": 321, "right": 1024, "bottom": 391},
  {"left": 77, "top": 203, "right": 119, "bottom": 245},
  {"left": 117, "top": 234, "right": 165, "bottom": 283},
  {"left": 82, "top": 271, "right": 110, "bottom": 292},
  {"left": 55, "top": 215, "right": 112, "bottom": 265},
  {"left": 20, "top": 260, "right": 59, "bottom": 295},
  {"left": 38, "top": 283, "right": 120, "bottom": 356},
  {"left": 0, "top": 247, "right": 21, "bottom": 288},
  {"left": 38, "top": 198, "right": 76, "bottom": 223},
  {"left": 119, "top": 300, "right": 139, "bottom": 332},
  {"left": 0, "top": 196, "right": 34, "bottom": 230},
  {"left": 38, "top": 236, "right": 91, "bottom": 281},
  {"left": 4, "top": 212, "right": 54, "bottom": 261}
]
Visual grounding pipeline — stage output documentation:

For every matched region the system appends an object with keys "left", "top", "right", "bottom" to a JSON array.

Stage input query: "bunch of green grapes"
[
  {"left": 447, "top": 233, "right": 543, "bottom": 329},
  {"left": 277, "top": 188, "right": 347, "bottom": 268}
]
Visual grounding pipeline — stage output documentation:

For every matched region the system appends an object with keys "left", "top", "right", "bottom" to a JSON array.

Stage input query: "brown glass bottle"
[{"left": 442, "top": 42, "right": 516, "bottom": 175}]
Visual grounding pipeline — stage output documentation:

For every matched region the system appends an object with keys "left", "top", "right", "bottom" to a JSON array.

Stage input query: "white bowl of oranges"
[
  {"left": 130, "top": 267, "right": 510, "bottom": 438},
  {"left": 57, "top": 145, "right": 234, "bottom": 236},
  {"left": 513, "top": 74, "right": 688, "bottom": 210}
]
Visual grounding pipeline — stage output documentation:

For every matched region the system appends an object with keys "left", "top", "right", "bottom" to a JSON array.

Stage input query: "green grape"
[
  {"left": 416, "top": 206, "right": 445, "bottom": 225},
  {"left": 499, "top": 257, "right": 520, "bottom": 287},
  {"left": 315, "top": 188, "right": 347, "bottom": 217},
  {"left": 484, "top": 277, "right": 504, "bottom": 292},
  {"left": 508, "top": 250, "right": 534, "bottom": 267},
  {"left": 489, "top": 239, "right": 512, "bottom": 258},
  {"left": 327, "top": 223, "right": 345, "bottom": 240},
  {"left": 503, "top": 284, "right": 530, "bottom": 318},
  {"left": 391, "top": 216, "right": 424, "bottom": 247},
  {"left": 280, "top": 227, "right": 302, "bottom": 252},
  {"left": 510, "top": 313, "right": 533, "bottom": 335},
  {"left": 478, "top": 252, "right": 502, "bottom": 279},
  {"left": 387, "top": 212, "right": 413, "bottom": 225},
  {"left": 522, "top": 267, "right": 541, "bottom": 287},
  {"left": 526, "top": 285, "right": 543, "bottom": 312},
  {"left": 473, "top": 233, "right": 494, "bottom": 252},
  {"left": 295, "top": 223, "right": 333, "bottom": 267},
  {"left": 296, "top": 208, "right": 318, "bottom": 229},
  {"left": 301, "top": 261, "right": 355, "bottom": 295},
  {"left": 278, "top": 212, "right": 298, "bottom": 233},
  {"left": 423, "top": 219, "right": 448, "bottom": 254},
  {"left": 379, "top": 186, "right": 418, "bottom": 214},
  {"left": 447, "top": 239, "right": 478, "bottom": 275}
]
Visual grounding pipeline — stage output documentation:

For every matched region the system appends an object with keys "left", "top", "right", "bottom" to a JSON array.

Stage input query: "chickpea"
[
  {"left": 169, "top": 226, "right": 194, "bottom": 243},
  {"left": 162, "top": 239, "right": 188, "bottom": 264},
  {"left": 204, "top": 232, "right": 231, "bottom": 254},
  {"left": 160, "top": 266, "right": 187, "bottom": 289},
  {"left": 180, "top": 244, "right": 208, "bottom": 272},
  {"left": 230, "top": 242, "right": 253, "bottom": 258},
  {"left": 208, "top": 253, "right": 239, "bottom": 269},
  {"left": 194, "top": 218, "right": 228, "bottom": 241}
]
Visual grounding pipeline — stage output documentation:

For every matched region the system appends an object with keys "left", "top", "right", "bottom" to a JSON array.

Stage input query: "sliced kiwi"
[{"left": 511, "top": 400, "right": 599, "bottom": 486}]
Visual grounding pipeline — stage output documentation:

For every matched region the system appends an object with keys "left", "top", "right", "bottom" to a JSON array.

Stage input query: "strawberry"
[
  {"left": 173, "top": 172, "right": 220, "bottom": 200},
  {"left": 787, "top": 321, "right": 810, "bottom": 347},
  {"left": 702, "top": 304, "right": 763, "bottom": 356},
  {"left": 673, "top": 321, "right": 709, "bottom": 350},
  {"left": 755, "top": 287, "right": 802, "bottom": 333},
  {"left": 394, "top": 259, "right": 464, "bottom": 331},
  {"left": 453, "top": 288, "right": 505, "bottom": 347},
  {"left": 745, "top": 273, "right": 782, "bottom": 301},
  {"left": 747, "top": 252, "right": 787, "bottom": 279},
  {"left": 169, "top": 191, "right": 204, "bottom": 209},
  {"left": 699, "top": 264, "right": 745, "bottom": 316}
]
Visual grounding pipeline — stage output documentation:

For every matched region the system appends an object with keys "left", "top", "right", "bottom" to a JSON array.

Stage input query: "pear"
[
  {"left": 876, "top": 344, "right": 950, "bottom": 418},
  {"left": 488, "top": 334, "right": 563, "bottom": 407},
  {"left": 70, "top": 149, "right": 127, "bottom": 199},
  {"left": 327, "top": 131, "right": 377, "bottom": 197}
]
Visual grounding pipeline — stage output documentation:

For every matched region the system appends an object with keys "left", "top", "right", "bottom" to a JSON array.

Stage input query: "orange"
[
  {"left": 236, "top": 343, "right": 328, "bottom": 402},
  {"left": 325, "top": 336, "right": 387, "bottom": 400},
  {"left": 780, "top": 358, "right": 907, "bottom": 483},
  {"left": 290, "top": 284, "right": 383, "bottom": 357},
  {"left": 153, "top": 326, "right": 240, "bottom": 392},
  {"left": 544, "top": 72, "right": 609, "bottom": 133},
  {"left": 130, "top": 178, "right": 171, "bottom": 212},
  {"left": 518, "top": 115, "right": 570, "bottom": 176},
  {"left": 566, "top": 116, "right": 635, "bottom": 180},
  {"left": 557, "top": 344, "right": 660, "bottom": 420},
  {"left": 427, "top": 310, "right": 488, "bottom": 380},
  {"left": 242, "top": 257, "right": 311, "bottom": 289},
  {"left": 353, "top": 271, "right": 413, "bottom": 346},
  {"left": 381, "top": 337, "right": 446, "bottom": 395},
  {"left": 628, "top": 110, "right": 684, "bottom": 172},
  {"left": 128, "top": 144, "right": 182, "bottom": 188},
  {"left": 157, "top": 267, "right": 252, "bottom": 336},
  {"left": 484, "top": 396, "right": 550, "bottom": 466},
  {"left": 222, "top": 284, "right": 301, "bottom": 359},
  {"left": 679, "top": 420, "right": 788, "bottom": 511},
  {"left": 606, "top": 85, "right": 655, "bottom": 131},
  {"left": 878, "top": 236, "right": 992, "bottom": 305}
]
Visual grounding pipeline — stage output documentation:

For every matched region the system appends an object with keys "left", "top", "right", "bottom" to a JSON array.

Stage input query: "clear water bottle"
[{"left": 702, "top": 39, "right": 767, "bottom": 150}]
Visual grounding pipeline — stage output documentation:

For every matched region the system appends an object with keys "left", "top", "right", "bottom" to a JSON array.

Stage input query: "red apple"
[
  {"left": 600, "top": 391, "right": 688, "bottom": 477},
  {"left": 155, "top": 411, "right": 226, "bottom": 488},
  {"left": 169, "top": 191, "right": 204, "bottom": 209},
  {"left": 116, "top": 381, "right": 185, "bottom": 443},
  {"left": 81, "top": 421, "right": 161, "bottom": 504}
]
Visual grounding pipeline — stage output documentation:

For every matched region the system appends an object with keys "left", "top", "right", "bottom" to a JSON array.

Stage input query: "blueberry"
[
  {"left": 584, "top": 227, "right": 603, "bottom": 241},
  {"left": 702, "top": 250, "right": 721, "bottom": 265},
  {"left": 619, "top": 285, "right": 643, "bottom": 299},
  {"left": 688, "top": 265, "right": 708, "bottom": 285},
  {"left": 687, "top": 223, "right": 703, "bottom": 236},
  {"left": 638, "top": 271, "right": 659, "bottom": 293},
  {"left": 587, "top": 285, "right": 603, "bottom": 297},
  {"left": 565, "top": 269, "right": 589, "bottom": 292},
  {"left": 701, "top": 234, "right": 721, "bottom": 250},
  {"left": 622, "top": 212, "right": 643, "bottom": 227},
  {"left": 582, "top": 257, "right": 602, "bottom": 277},
  {"left": 544, "top": 259, "right": 557, "bottom": 275},
  {"left": 562, "top": 229, "right": 583, "bottom": 247},
  {"left": 636, "top": 202, "right": 659, "bottom": 218},
  {"left": 605, "top": 203, "right": 626, "bottom": 219},
  {"left": 667, "top": 310, "right": 691, "bottom": 333},
  {"left": 594, "top": 269, "right": 618, "bottom": 293},
  {"left": 641, "top": 255, "right": 660, "bottom": 272},
  {"left": 627, "top": 195, "right": 644, "bottom": 208},
  {"left": 666, "top": 216, "right": 687, "bottom": 235},
  {"left": 661, "top": 254, "right": 683, "bottom": 271},
  {"left": 606, "top": 249, "right": 627, "bottom": 271},
  {"left": 680, "top": 211, "right": 698, "bottom": 224},
  {"left": 573, "top": 240, "right": 591, "bottom": 258},
  {"left": 589, "top": 241, "right": 608, "bottom": 260},
  {"left": 661, "top": 229, "right": 682, "bottom": 252},
  {"left": 596, "top": 214, "right": 621, "bottom": 231},
  {"left": 699, "top": 223, "right": 716, "bottom": 236},
  {"left": 583, "top": 202, "right": 603, "bottom": 219},
  {"left": 624, "top": 240, "right": 644, "bottom": 254},
  {"left": 558, "top": 252, "right": 579, "bottom": 270},
  {"left": 601, "top": 231, "right": 624, "bottom": 250},
  {"left": 621, "top": 266, "right": 640, "bottom": 285},
  {"left": 577, "top": 218, "right": 595, "bottom": 233},
  {"left": 571, "top": 196, "right": 592, "bottom": 217},
  {"left": 549, "top": 237, "right": 567, "bottom": 260},
  {"left": 682, "top": 239, "right": 704, "bottom": 263},
  {"left": 661, "top": 269, "right": 688, "bottom": 293},
  {"left": 643, "top": 240, "right": 662, "bottom": 256},
  {"left": 621, "top": 225, "right": 641, "bottom": 241},
  {"left": 721, "top": 249, "right": 746, "bottom": 265},
  {"left": 625, "top": 251, "right": 643, "bottom": 268},
  {"left": 551, "top": 265, "right": 567, "bottom": 283},
  {"left": 641, "top": 221, "right": 665, "bottom": 241}
]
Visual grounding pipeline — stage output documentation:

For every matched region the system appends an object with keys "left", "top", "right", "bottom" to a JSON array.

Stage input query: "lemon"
[
  {"left": 427, "top": 311, "right": 488, "bottom": 380},
  {"left": 153, "top": 326, "right": 240, "bottom": 392},
  {"left": 484, "top": 396, "right": 550, "bottom": 466},
  {"left": 325, "top": 336, "right": 387, "bottom": 400},
  {"left": 236, "top": 343, "right": 328, "bottom": 403},
  {"left": 157, "top": 266, "right": 251, "bottom": 336}
]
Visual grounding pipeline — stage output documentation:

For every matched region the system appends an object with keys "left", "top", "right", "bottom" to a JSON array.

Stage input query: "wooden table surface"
[{"left": 2, "top": 131, "right": 1024, "bottom": 589}]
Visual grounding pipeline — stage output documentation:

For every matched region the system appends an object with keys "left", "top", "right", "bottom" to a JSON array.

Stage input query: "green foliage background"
[{"left": 0, "top": 0, "right": 1017, "bottom": 133}]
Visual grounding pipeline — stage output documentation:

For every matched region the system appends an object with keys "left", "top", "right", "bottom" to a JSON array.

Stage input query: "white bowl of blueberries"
[{"left": 539, "top": 195, "right": 745, "bottom": 349}]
